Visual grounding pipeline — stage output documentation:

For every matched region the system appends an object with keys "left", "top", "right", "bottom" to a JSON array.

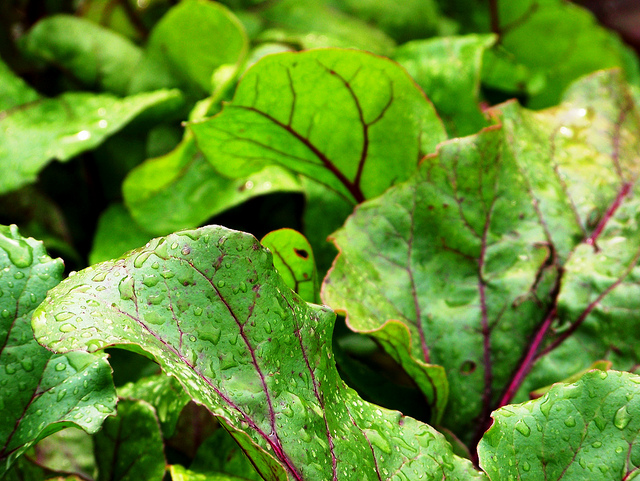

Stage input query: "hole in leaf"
[
  {"left": 460, "top": 360, "right": 476, "bottom": 375},
  {"left": 294, "top": 248, "right": 309, "bottom": 259}
]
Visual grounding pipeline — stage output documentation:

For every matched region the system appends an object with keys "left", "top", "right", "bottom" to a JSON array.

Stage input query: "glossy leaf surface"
[
  {"left": 19, "top": 15, "right": 142, "bottom": 95},
  {"left": 479, "top": 370, "right": 640, "bottom": 480},
  {"left": 0, "top": 225, "right": 116, "bottom": 476},
  {"left": 0, "top": 88, "right": 182, "bottom": 194},
  {"left": 190, "top": 49, "right": 447, "bottom": 204},
  {"left": 323, "top": 70, "right": 640, "bottom": 444},
  {"left": 94, "top": 399, "right": 166, "bottom": 481},
  {"left": 33, "top": 225, "right": 485, "bottom": 481}
]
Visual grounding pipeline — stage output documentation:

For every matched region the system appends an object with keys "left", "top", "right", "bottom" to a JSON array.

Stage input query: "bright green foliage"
[
  {"left": 118, "top": 374, "right": 191, "bottom": 437},
  {"left": 479, "top": 370, "right": 640, "bottom": 480},
  {"left": 123, "top": 136, "right": 301, "bottom": 235},
  {"left": 261, "top": 228, "right": 319, "bottom": 303},
  {"left": 323, "top": 70, "right": 640, "bottom": 443},
  {"left": 190, "top": 48, "right": 447, "bottom": 204},
  {"left": 129, "top": 0, "right": 248, "bottom": 97},
  {"left": 18, "top": 15, "right": 143, "bottom": 96},
  {"left": 394, "top": 34, "right": 496, "bottom": 137},
  {"left": 0, "top": 225, "right": 116, "bottom": 477},
  {"left": 33, "top": 226, "right": 484, "bottom": 480},
  {"left": 94, "top": 399, "right": 166, "bottom": 481},
  {"left": 0, "top": 59, "right": 182, "bottom": 193}
]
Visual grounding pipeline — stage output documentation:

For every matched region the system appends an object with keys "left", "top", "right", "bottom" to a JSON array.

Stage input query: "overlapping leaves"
[{"left": 33, "top": 226, "right": 484, "bottom": 480}]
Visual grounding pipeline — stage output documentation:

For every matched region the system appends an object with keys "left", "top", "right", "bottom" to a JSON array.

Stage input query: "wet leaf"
[
  {"left": 478, "top": 370, "right": 640, "bottom": 480},
  {"left": 322, "top": 70, "right": 640, "bottom": 444},
  {"left": 129, "top": 0, "right": 248, "bottom": 97},
  {"left": 261, "top": 228, "right": 319, "bottom": 303},
  {"left": 0, "top": 225, "right": 116, "bottom": 476},
  {"left": 122, "top": 135, "right": 301, "bottom": 236},
  {"left": 395, "top": 34, "right": 496, "bottom": 137},
  {"left": 190, "top": 48, "right": 447, "bottom": 204},
  {"left": 33, "top": 225, "right": 485, "bottom": 480},
  {"left": 0, "top": 88, "right": 182, "bottom": 194},
  {"left": 94, "top": 399, "right": 166, "bottom": 481},
  {"left": 18, "top": 15, "right": 142, "bottom": 95},
  {"left": 31, "top": 428, "right": 96, "bottom": 479}
]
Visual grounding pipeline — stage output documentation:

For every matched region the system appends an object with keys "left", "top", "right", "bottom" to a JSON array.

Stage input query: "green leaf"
[
  {"left": 90, "top": 204, "right": 154, "bottom": 265},
  {"left": 169, "top": 464, "right": 246, "bottom": 481},
  {"left": 33, "top": 226, "right": 485, "bottom": 480},
  {"left": 31, "top": 428, "right": 96, "bottom": 479},
  {"left": 129, "top": 0, "right": 248, "bottom": 97},
  {"left": 0, "top": 59, "right": 40, "bottom": 110},
  {"left": 94, "top": 399, "right": 166, "bottom": 481},
  {"left": 481, "top": 1, "right": 640, "bottom": 108},
  {"left": 122, "top": 135, "right": 302, "bottom": 236},
  {"left": 257, "top": 0, "right": 396, "bottom": 55},
  {"left": 190, "top": 48, "right": 447, "bottom": 204},
  {"left": 322, "top": 69, "right": 640, "bottom": 446},
  {"left": 18, "top": 15, "right": 143, "bottom": 95},
  {"left": 395, "top": 34, "right": 496, "bottom": 137},
  {"left": 0, "top": 225, "right": 116, "bottom": 476},
  {"left": 330, "top": 0, "right": 441, "bottom": 43},
  {"left": 478, "top": 370, "right": 640, "bottom": 479},
  {"left": 188, "top": 428, "right": 262, "bottom": 481},
  {"left": 118, "top": 374, "right": 191, "bottom": 438},
  {"left": 0, "top": 89, "right": 182, "bottom": 194},
  {"left": 261, "top": 229, "right": 319, "bottom": 303}
]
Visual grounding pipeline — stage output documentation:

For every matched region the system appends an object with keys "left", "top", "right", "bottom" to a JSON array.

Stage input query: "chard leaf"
[
  {"left": 478, "top": 370, "right": 640, "bottom": 480},
  {"left": 33, "top": 225, "right": 485, "bottom": 480},
  {"left": 261, "top": 229, "right": 319, "bottom": 303},
  {"left": 129, "top": 0, "right": 248, "bottom": 97},
  {"left": 394, "top": 34, "right": 496, "bottom": 137},
  {"left": 190, "top": 49, "right": 447, "bottom": 204},
  {"left": 122, "top": 135, "right": 301, "bottom": 236},
  {"left": 169, "top": 464, "right": 247, "bottom": 481},
  {"left": 118, "top": 374, "right": 191, "bottom": 437},
  {"left": 0, "top": 59, "right": 40, "bottom": 110},
  {"left": 0, "top": 225, "right": 116, "bottom": 476},
  {"left": 18, "top": 15, "right": 142, "bottom": 95},
  {"left": 322, "top": 69, "right": 640, "bottom": 445},
  {"left": 0, "top": 88, "right": 182, "bottom": 194},
  {"left": 32, "top": 428, "right": 96, "bottom": 479},
  {"left": 94, "top": 399, "right": 166, "bottom": 481}
]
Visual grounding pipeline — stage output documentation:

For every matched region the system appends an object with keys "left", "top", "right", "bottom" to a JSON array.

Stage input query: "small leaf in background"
[
  {"left": 395, "top": 34, "right": 496, "bottom": 137},
  {"left": 33, "top": 226, "right": 485, "bottom": 480},
  {"left": 0, "top": 224, "right": 116, "bottom": 476},
  {"left": 118, "top": 374, "right": 191, "bottom": 438},
  {"left": 257, "top": 0, "right": 396, "bottom": 55},
  {"left": 331, "top": 0, "right": 441, "bottom": 43},
  {"left": 478, "top": 370, "right": 640, "bottom": 480},
  {"left": 482, "top": 1, "right": 640, "bottom": 108},
  {"left": 185, "top": 428, "right": 262, "bottom": 481},
  {"left": 0, "top": 60, "right": 40, "bottom": 110},
  {"left": 122, "top": 135, "right": 302, "bottom": 236},
  {"left": 30, "top": 428, "right": 96, "bottom": 479},
  {"left": 0, "top": 87, "right": 182, "bottom": 194},
  {"left": 129, "top": 0, "right": 248, "bottom": 97},
  {"left": 90, "top": 203, "right": 153, "bottom": 265},
  {"left": 261, "top": 228, "right": 319, "bottom": 303},
  {"left": 190, "top": 48, "right": 446, "bottom": 204},
  {"left": 94, "top": 399, "right": 166, "bottom": 481},
  {"left": 18, "top": 15, "right": 143, "bottom": 96}
]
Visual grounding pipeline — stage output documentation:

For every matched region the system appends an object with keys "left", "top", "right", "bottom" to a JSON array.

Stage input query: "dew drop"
[
  {"left": 564, "top": 416, "right": 576, "bottom": 427},
  {"left": 13, "top": 271, "right": 24, "bottom": 279},
  {"left": 118, "top": 276, "right": 135, "bottom": 301},
  {"left": 134, "top": 251, "right": 152, "bottom": 268},
  {"left": 515, "top": 419, "right": 531, "bottom": 437},
  {"left": 171, "top": 242, "right": 179, "bottom": 249},
  {"left": 145, "top": 312, "right": 164, "bottom": 325},
  {"left": 151, "top": 262, "right": 159, "bottom": 269},
  {"left": 87, "top": 340, "right": 104, "bottom": 353},
  {"left": 217, "top": 280, "right": 225, "bottom": 288},
  {"left": 0, "top": 230, "right": 33, "bottom": 268},
  {"left": 521, "top": 461, "right": 531, "bottom": 472},
  {"left": 142, "top": 275, "right": 159, "bottom": 287},
  {"left": 160, "top": 270, "right": 174, "bottom": 279},
  {"left": 199, "top": 327, "right": 221, "bottom": 345},
  {"left": 181, "top": 246, "right": 191, "bottom": 256},
  {"left": 57, "top": 389, "right": 67, "bottom": 401},
  {"left": 55, "top": 362, "right": 66, "bottom": 371},
  {"left": 1, "top": 309, "right": 11, "bottom": 318},
  {"left": 21, "top": 358, "right": 34, "bottom": 372},
  {"left": 59, "top": 323, "right": 76, "bottom": 333},
  {"left": 614, "top": 405, "right": 631, "bottom": 430},
  {"left": 194, "top": 307, "right": 203, "bottom": 316},
  {"left": 148, "top": 294, "right": 164, "bottom": 305},
  {"left": 5, "top": 363, "right": 16, "bottom": 375}
]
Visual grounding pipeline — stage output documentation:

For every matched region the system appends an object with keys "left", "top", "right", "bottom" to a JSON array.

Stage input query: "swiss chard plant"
[{"left": 2, "top": 0, "right": 640, "bottom": 480}]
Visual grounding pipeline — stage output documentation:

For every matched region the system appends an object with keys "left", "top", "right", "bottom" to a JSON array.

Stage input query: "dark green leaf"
[
  {"left": 94, "top": 399, "right": 166, "bottom": 481},
  {"left": 478, "top": 370, "right": 640, "bottom": 479},
  {"left": 0, "top": 225, "right": 116, "bottom": 476},
  {"left": 31, "top": 428, "right": 96, "bottom": 479},
  {"left": 33, "top": 226, "right": 485, "bottom": 480},
  {"left": 18, "top": 15, "right": 143, "bottom": 95},
  {"left": 190, "top": 48, "right": 446, "bottom": 204}
]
